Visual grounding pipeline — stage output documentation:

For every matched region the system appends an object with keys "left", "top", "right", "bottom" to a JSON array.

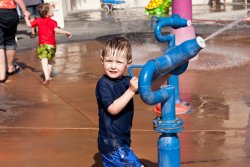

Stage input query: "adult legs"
[
  {"left": 1, "top": 9, "right": 19, "bottom": 76},
  {"left": 6, "top": 49, "right": 16, "bottom": 73},
  {"left": 0, "top": 49, "right": 6, "bottom": 81},
  {"left": 0, "top": 8, "right": 19, "bottom": 82}
]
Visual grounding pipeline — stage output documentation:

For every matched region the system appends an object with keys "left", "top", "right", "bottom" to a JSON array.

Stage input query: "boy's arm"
[
  {"left": 54, "top": 27, "right": 72, "bottom": 38},
  {"left": 108, "top": 77, "right": 138, "bottom": 115}
]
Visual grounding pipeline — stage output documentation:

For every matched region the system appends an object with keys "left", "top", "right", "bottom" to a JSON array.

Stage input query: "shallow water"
[
  {"left": 52, "top": 31, "right": 250, "bottom": 130},
  {"left": 52, "top": 32, "right": 250, "bottom": 164},
  {"left": 1, "top": 29, "right": 250, "bottom": 166}
]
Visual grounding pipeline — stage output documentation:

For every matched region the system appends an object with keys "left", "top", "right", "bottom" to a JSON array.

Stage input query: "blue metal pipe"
[
  {"left": 151, "top": 14, "right": 192, "bottom": 106},
  {"left": 139, "top": 37, "right": 205, "bottom": 105},
  {"left": 130, "top": 14, "right": 206, "bottom": 167},
  {"left": 128, "top": 14, "right": 207, "bottom": 167},
  {"left": 158, "top": 133, "right": 180, "bottom": 167},
  {"left": 153, "top": 85, "right": 183, "bottom": 167},
  {"left": 152, "top": 14, "right": 191, "bottom": 43},
  {"left": 161, "top": 85, "right": 176, "bottom": 121},
  {"left": 167, "top": 75, "right": 180, "bottom": 103}
]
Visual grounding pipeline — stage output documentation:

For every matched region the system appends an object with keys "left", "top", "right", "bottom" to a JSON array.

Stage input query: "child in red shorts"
[{"left": 24, "top": 3, "right": 72, "bottom": 85}]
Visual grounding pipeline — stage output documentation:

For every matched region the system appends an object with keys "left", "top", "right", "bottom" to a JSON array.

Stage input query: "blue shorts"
[{"left": 101, "top": 145, "right": 142, "bottom": 167}]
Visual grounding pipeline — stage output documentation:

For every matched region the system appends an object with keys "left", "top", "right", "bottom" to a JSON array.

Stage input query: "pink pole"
[
  {"left": 171, "top": 0, "right": 195, "bottom": 46},
  {"left": 169, "top": 0, "right": 196, "bottom": 115},
  {"left": 172, "top": 0, "right": 192, "bottom": 19}
]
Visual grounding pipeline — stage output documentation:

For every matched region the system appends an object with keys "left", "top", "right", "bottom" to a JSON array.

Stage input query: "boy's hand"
[
  {"left": 66, "top": 32, "right": 72, "bottom": 38},
  {"left": 129, "top": 77, "right": 138, "bottom": 93}
]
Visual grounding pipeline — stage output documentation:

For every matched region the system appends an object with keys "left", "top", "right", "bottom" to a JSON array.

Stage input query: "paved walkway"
[{"left": 0, "top": 4, "right": 250, "bottom": 167}]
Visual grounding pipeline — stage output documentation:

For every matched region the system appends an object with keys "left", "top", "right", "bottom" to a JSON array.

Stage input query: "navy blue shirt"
[{"left": 96, "top": 75, "right": 134, "bottom": 154}]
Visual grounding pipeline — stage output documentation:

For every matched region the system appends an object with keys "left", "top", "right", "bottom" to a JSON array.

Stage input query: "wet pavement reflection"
[
  {"left": 1, "top": 6, "right": 250, "bottom": 166},
  {"left": 74, "top": 29, "right": 247, "bottom": 165},
  {"left": 2, "top": 30, "right": 248, "bottom": 166}
]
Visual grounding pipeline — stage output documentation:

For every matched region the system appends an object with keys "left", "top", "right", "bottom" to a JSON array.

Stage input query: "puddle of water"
[
  {"left": 0, "top": 97, "right": 32, "bottom": 125},
  {"left": 20, "top": 31, "right": 249, "bottom": 131},
  {"left": 8, "top": 27, "right": 249, "bottom": 164}
]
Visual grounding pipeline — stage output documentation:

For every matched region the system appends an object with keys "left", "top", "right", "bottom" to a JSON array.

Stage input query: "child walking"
[
  {"left": 95, "top": 37, "right": 144, "bottom": 167},
  {"left": 24, "top": 3, "right": 72, "bottom": 85}
]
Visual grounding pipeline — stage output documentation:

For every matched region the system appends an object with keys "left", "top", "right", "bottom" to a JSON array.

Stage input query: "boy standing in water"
[
  {"left": 95, "top": 37, "right": 144, "bottom": 167},
  {"left": 24, "top": 3, "right": 72, "bottom": 85}
]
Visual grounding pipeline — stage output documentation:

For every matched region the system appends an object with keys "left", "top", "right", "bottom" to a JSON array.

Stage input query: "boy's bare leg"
[
  {"left": 48, "top": 63, "right": 52, "bottom": 80},
  {"left": 41, "top": 58, "right": 50, "bottom": 84},
  {"left": 0, "top": 49, "right": 6, "bottom": 80}
]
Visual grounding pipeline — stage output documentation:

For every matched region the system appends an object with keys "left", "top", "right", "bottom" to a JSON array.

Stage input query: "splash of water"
[{"left": 205, "top": 15, "right": 248, "bottom": 41}]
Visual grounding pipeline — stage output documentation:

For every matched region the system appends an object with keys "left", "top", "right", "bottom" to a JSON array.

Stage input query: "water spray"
[{"left": 205, "top": 10, "right": 250, "bottom": 41}]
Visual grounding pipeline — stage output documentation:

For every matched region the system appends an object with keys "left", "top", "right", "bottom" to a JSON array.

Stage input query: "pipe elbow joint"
[
  {"left": 139, "top": 60, "right": 170, "bottom": 105},
  {"left": 140, "top": 87, "right": 170, "bottom": 105},
  {"left": 155, "top": 23, "right": 174, "bottom": 42},
  {"left": 153, "top": 14, "right": 191, "bottom": 42}
]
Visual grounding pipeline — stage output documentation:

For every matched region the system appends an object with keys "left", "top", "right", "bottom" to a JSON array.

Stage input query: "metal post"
[
  {"left": 155, "top": 85, "right": 182, "bottom": 167},
  {"left": 158, "top": 133, "right": 181, "bottom": 167}
]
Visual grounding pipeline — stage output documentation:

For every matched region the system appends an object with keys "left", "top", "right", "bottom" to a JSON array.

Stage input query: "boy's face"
[
  {"left": 47, "top": 5, "right": 54, "bottom": 17},
  {"left": 102, "top": 55, "right": 131, "bottom": 79}
]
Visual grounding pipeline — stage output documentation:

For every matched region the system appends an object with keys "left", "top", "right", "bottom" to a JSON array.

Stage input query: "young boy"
[
  {"left": 24, "top": 3, "right": 72, "bottom": 85},
  {"left": 95, "top": 36, "right": 144, "bottom": 167}
]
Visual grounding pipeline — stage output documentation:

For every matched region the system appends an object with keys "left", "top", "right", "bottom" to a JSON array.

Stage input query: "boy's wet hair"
[
  {"left": 37, "top": 3, "right": 51, "bottom": 18},
  {"left": 101, "top": 36, "right": 132, "bottom": 61}
]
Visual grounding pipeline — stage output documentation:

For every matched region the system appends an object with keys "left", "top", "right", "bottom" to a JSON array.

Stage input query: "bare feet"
[
  {"left": 43, "top": 77, "right": 53, "bottom": 85},
  {"left": 43, "top": 80, "right": 50, "bottom": 85}
]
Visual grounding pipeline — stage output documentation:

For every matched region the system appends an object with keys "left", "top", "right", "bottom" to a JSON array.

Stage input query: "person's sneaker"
[{"left": 30, "top": 33, "right": 36, "bottom": 38}]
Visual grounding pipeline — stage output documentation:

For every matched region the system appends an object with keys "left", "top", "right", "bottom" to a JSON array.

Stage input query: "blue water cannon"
[
  {"left": 129, "top": 14, "right": 205, "bottom": 167},
  {"left": 138, "top": 36, "right": 205, "bottom": 105},
  {"left": 151, "top": 14, "right": 193, "bottom": 76}
]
